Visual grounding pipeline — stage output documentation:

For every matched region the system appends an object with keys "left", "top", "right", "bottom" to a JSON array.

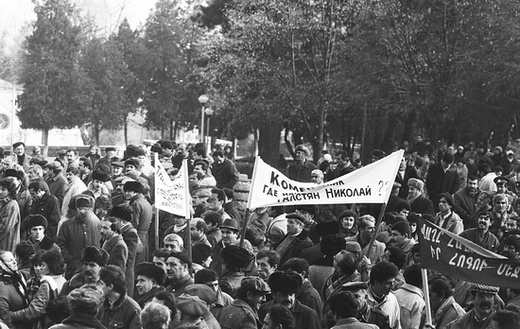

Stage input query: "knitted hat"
[
  {"left": 124, "top": 158, "right": 140, "bottom": 169},
  {"left": 135, "top": 262, "right": 166, "bottom": 285},
  {"left": 67, "top": 285, "right": 103, "bottom": 314},
  {"left": 407, "top": 178, "right": 424, "bottom": 191},
  {"left": 23, "top": 214, "right": 48, "bottom": 230},
  {"left": 221, "top": 245, "right": 251, "bottom": 270},
  {"left": 81, "top": 247, "right": 109, "bottom": 267},
  {"left": 76, "top": 196, "right": 93, "bottom": 208},
  {"left": 92, "top": 170, "right": 110, "bottom": 182},
  {"left": 320, "top": 234, "right": 346, "bottom": 256},
  {"left": 268, "top": 271, "right": 302, "bottom": 294},
  {"left": 472, "top": 284, "right": 499, "bottom": 294}
]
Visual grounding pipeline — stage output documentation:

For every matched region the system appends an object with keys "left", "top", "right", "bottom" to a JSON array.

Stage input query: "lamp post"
[
  {"left": 205, "top": 107, "right": 214, "bottom": 152},
  {"left": 198, "top": 94, "right": 209, "bottom": 142}
]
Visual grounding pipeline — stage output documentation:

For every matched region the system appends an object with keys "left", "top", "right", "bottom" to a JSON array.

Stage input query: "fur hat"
[
  {"left": 407, "top": 178, "right": 424, "bottom": 191},
  {"left": 295, "top": 144, "right": 310, "bottom": 156},
  {"left": 123, "top": 181, "right": 144, "bottom": 194},
  {"left": 5, "top": 169, "right": 23, "bottom": 180},
  {"left": 184, "top": 284, "right": 217, "bottom": 305},
  {"left": 315, "top": 221, "right": 340, "bottom": 236},
  {"left": 67, "top": 285, "right": 104, "bottom": 314},
  {"left": 108, "top": 205, "right": 132, "bottom": 222},
  {"left": 320, "top": 234, "right": 346, "bottom": 256},
  {"left": 268, "top": 271, "right": 302, "bottom": 294},
  {"left": 81, "top": 247, "right": 109, "bottom": 267},
  {"left": 221, "top": 245, "right": 251, "bottom": 270},
  {"left": 135, "top": 262, "right": 166, "bottom": 285},
  {"left": 23, "top": 214, "right": 48, "bottom": 230},
  {"left": 92, "top": 170, "right": 110, "bottom": 182}
]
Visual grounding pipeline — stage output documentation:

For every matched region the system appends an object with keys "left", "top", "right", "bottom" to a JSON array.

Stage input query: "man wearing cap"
[
  {"left": 108, "top": 205, "right": 138, "bottom": 297},
  {"left": 97, "top": 265, "right": 141, "bottom": 329},
  {"left": 212, "top": 150, "right": 239, "bottom": 189},
  {"left": 57, "top": 196, "right": 102, "bottom": 279},
  {"left": 61, "top": 246, "right": 110, "bottom": 295},
  {"left": 86, "top": 169, "right": 111, "bottom": 200},
  {"left": 61, "top": 166, "right": 88, "bottom": 216},
  {"left": 288, "top": 144, "right": 317, "bottom": 182},
  {"left": 23, "top": 214, "right": 60, "bottom": 252},
  {"left": 100, "top": 216, "right": 128, "bottom": 274},
  {"left": 272, "top": 213, "right": 314, "bottom": 266},
  {"left": 28, "top": 181, "right": 61, "bottom": 238},
  {"left": 446, "top": 284, "right": 500, "bottom": 329},
  {"left": 124, "top": 180, "right": 152, "bottom": 267},
  {"left": 260, "top": 271, "right": 320, "bottom": 329},
  {"left": 165, "top": 251, "right": 194, "bottom": 297},
  {"left": 220, "top": 277, "right": 270, "bottom": 329},
  {"left": 4, "top": 169, "right": 32, "bottom": 222},
  {"left": 220, "top": 245, "right": 251, "bottom": 298},
  {"left": 96, "top": 147, "right": 116, "bottom": 169},
  {"left": 407, "top": 178, "right": 435, "bottom": 217},
  {"left": 210, "top": 217, "right": 240, "bottom": 276},
  {"left": 44, "top": 162, "right": 68, "bottom": 207},
  {"left": 493, "top": 176, "right": 519, "bottom": 213},
  {"left": 460, "top": 210, "right": 500, "bottom": 252},
  {"left": 134, "top": 262, "right": 166, "bottom": 308}
]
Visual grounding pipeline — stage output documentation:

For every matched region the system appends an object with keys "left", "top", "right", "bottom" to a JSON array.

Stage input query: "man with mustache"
[
  {"left": 259, "top": 271, "right": 320, "bottom": 329},
  {"left": 460, "top": 210, "right": 499, "bottom": 252},
  {"left": 446, "top": 284, "right": 500, "bottom": 329},
  {"left": 60, "top": 246, "right": 109, "bottom": 295}
]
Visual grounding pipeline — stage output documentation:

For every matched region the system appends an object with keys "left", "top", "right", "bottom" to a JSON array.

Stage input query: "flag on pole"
[
  {"left": 247, "top": 149, "right": 404, "bottom": 209},
  {"left": 155, "top": 158, "right": 190, "bottom": 218}
]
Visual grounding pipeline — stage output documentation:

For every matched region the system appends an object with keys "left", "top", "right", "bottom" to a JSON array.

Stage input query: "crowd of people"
[{"left": 0, "top": 138, "right": 518, "bottom": 329}]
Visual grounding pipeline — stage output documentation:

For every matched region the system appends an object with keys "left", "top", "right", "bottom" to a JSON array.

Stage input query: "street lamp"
[
  {"left": 205, "top": 107, "right": 214, "bottom": 152},
  {"left": 198, "top": 94, "right": 209, "bottom": 142}
]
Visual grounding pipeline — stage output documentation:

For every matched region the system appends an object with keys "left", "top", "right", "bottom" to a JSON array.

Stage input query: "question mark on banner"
[{"left": 378, "top": 180, "right": 384, "bottom": 196}]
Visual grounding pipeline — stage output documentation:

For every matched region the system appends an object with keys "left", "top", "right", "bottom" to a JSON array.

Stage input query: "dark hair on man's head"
[
  {"left": 428, "top": 277, "right": 452, "bottom": 299},
  {"left": 385, "top": 246, "right": 406, "bottom": 270},
  {"left": 153, "top": 248, "right": 172, "bottom": 260},
  {"left": 194, "top": 268, "right": 219, "bottom": 284},
  {"left": 370, "top": 260, "right": 399, "bottom": 284},
  {"left": 192, "top": 244, "right": 212, "bottom": 265},
  {"left": 245, "top": 227, "right": 265, "bottom": 247},
  {"left": 329, "top": 291, "right": 359, "bottom": 318},
  {"left": 391, "top": 221, "right": 411, "bottom": 237},
  {"left": 99, "top": 265, "right": 126, "bottom": 295},
  {"left": 438, "top": 192, "right": 454, "bottom": 207},
  {"left": 202, "top": 211, "right": 222, "bottom": 227},
  {"left": 280, "top": 258, "right": 308, "bottom": 276},
  {"left": 256, "top": 250, "right": 281, "bottom": 269},
  {"left": 266, "top": 304, "right": 295, "bottom": 329},
  {"left": 442, "top": 153, "right": 455, "bottom": 164},
  {"left": 211, "top": 188, "right": 226, "bottom": 202},
  {"left": 467, "top": 174, "right": 479, "bottom": 182},
  {"left": 222, "top": 188, "right": 234, "bottom": 201},
  {"left": 153, "top": 291, "right": 177, "bottom": 316},
  {"left": 403, "top": 264, "right": 422, "bottom": 288},
  {"left": 213, "top": 150, "right": 224, "bottom": 158},
  {"left": 28, "top": 180, "right": 49, "bottom": 193},
  {"left": 395, "top": 201, "right": 411, "bottom": 212},
  {"left": 15, "top": 241, "right": 35, "bottom": 263},
  {"left": 40, "top": 249, "right": 65, "bottom": 275}
]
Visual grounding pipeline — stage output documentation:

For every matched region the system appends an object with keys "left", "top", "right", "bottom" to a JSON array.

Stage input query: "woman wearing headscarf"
[
  {"left": 0, "top": 250, "right": 30, "bottom": 329},
  {"left": 10, "top": 250, "right": 65, "bottom": 329},
  {"left": 0, "top": 178, "right": 21, "bottom": 253}
]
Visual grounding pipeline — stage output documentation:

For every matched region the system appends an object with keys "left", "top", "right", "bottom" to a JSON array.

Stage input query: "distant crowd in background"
[{"left": 0, "top": 137, "right": 518, "bottom": 329}]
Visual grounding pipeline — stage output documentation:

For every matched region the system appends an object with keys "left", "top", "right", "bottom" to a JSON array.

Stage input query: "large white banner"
[
  {"left": 155, "top": 158, "right": 190, "bottom": 218},
  {"left": 247, "top": 150, "right": 404, "bottom": 209}
]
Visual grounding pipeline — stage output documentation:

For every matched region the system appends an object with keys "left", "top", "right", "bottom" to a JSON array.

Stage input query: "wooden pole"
[
  {"left": 154, "top": 152, "right": 160, "bottom": 251},
  {"left": 365, "top": 202, "right": 387, "bottom": 260},
  {"left": 239, "top": 208, "right": 251, "bottom": 248},
  {"left": 422, "top": 268, "right": 432, "bottom": 325}
]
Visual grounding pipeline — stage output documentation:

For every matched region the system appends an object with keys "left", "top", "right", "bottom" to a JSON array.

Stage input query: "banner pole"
[
  {"left": 422, "top": 268, "right": 432, "bottom": 325},
  {"left": 154, "top": 152, "right": 160, "bottom": 251},
  {"left": 183, "top": 159, "right": 192, "bottom": 262},
  {"left": 239, "top": 208, "right": 251, "bottom": 248},
  {"left": 366, "top": 202, "right": 387, "bottom": 260}
]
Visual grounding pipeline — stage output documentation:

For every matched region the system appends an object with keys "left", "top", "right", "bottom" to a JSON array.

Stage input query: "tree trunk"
[
  {"left": 41, "top": 128, "right": 49, "bottom": 157},
  {"left": 313, "top": 106, "right": 326, "bottom": 163},
  {"left": 94, "top": 122, "right": 100, "bottom": 146},
  {"left": 169, "top": 119, "right": 174, "bottom": 140},
  {"left": 258, "top": 123, "right": 282, "bottom": 167}
]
